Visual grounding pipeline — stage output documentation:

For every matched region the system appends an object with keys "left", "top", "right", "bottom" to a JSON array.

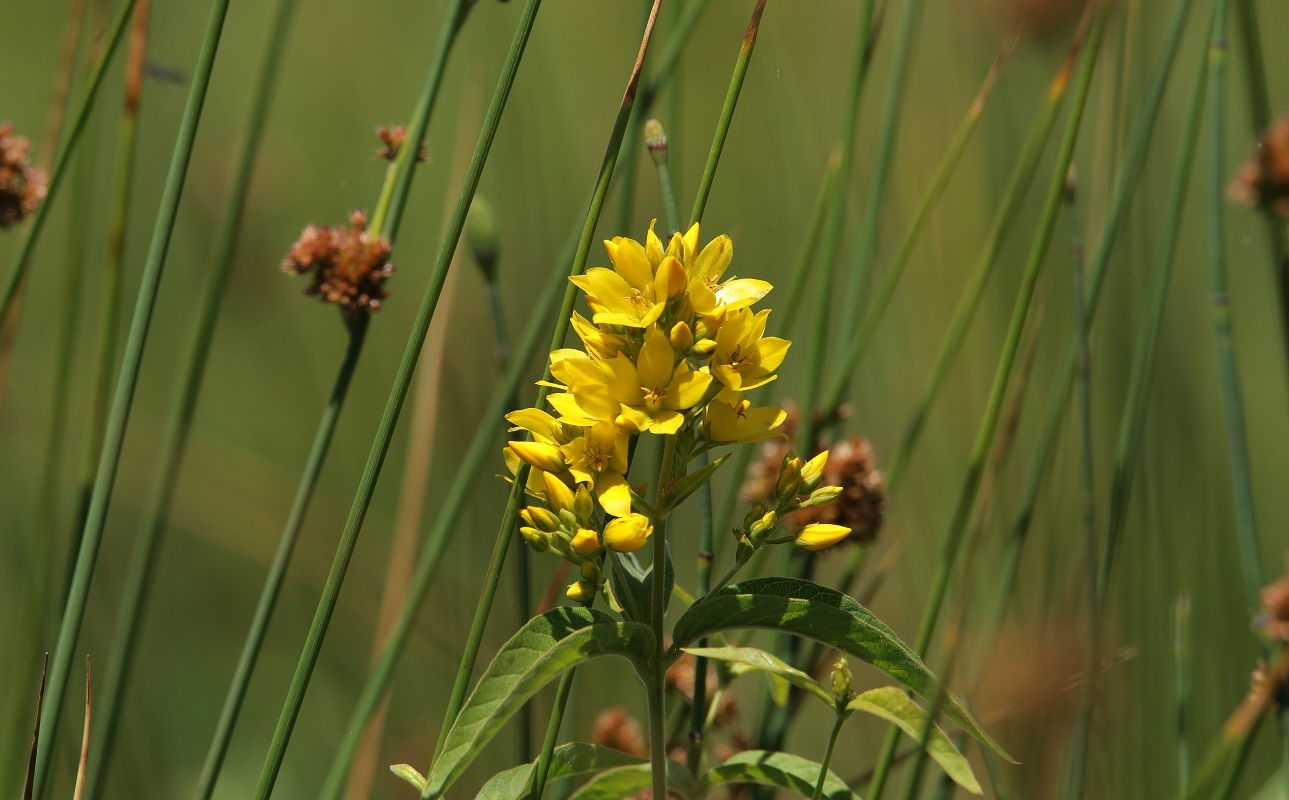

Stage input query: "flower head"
[
  {"left": 1230, "top": 114, "right": 1289, "bottom": 219},
  {"left": 282, "top": 210, "right": 394, "bottom": 323},
  {"left": 0, "top": 123, "right": 47, "bottom": 229}
]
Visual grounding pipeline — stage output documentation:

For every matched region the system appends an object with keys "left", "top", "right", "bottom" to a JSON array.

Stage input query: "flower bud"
[
  {"left": 604, "top": 513, "right": 654, "bottom": 553},
  {"left": 519, "top": 527, "right": 551, "bottom": 553},
  {"left": 831, "top": 657, "right": 854, "bottom": 705},
  {"left": 573, "top": 485, "right": 595, "bottom": 526},
  {"left": 776, "top": 454, "right": 803, "bottom": 504},
  {"left": 799, "top": 484, "right": 843, "bottom": 508},
  {"left": 690, "top": 338, "right": 717, "bottom": 357},
  {"left": 800, "top": 450, "right": 829, "bottom": 491},
  {"left": 466, "top": 196, "right": 500, "bottom": 280},
  {"left": 542, "top": 471, "right": 576, "bottom": 515},
  {"left": 566, "top": 581, "right": 596, "bottom": 602},
  {"left": 669, "top": 321, "right": 694, "bottom": 353},
  {"left": 644, "top": 117, "right": 668, "bottom": 163},
  {"left": 571, "top": 527, "right": 600, "bottom": 556},
  {"left": 558, "top": 509, "right": 580, "bottom": 531},
  {"left": 521, "top": 506, "right": 561, "bottom": 532},
  {"left": 509, "top": 441, "right": 568, "bottom": 474},
  {"left": 795, "top": 523, "right": 852, "bottom": 552},
  {"left": 654, "top": 256, "right": 688, "bottom": 301},
  {"left": 580, "top": 561, "right": 599, "bottom": 582},
  {"left": 748, "top": 510, "right": 778, "bottom": 543}
]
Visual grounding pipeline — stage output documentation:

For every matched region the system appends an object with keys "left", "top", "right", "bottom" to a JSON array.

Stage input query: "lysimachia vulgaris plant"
[{"left": 400, "top": 224, "right": 1013, "bottom": 800}]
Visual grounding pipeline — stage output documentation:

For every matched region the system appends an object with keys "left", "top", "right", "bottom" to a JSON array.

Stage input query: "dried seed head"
[
  {"left": 282, "top": 210, "right": 394, "bottom": 324},
  {"left": 0, "top": 122, "right": 48, "bottom": 229},
  {"left": 1260, "top": 565, "right": 1289, "bottom": 642},
  {"left": 1230, "top": 114, "right": 1289, "bottom": 219},
  {"left": 375, "top": 124, "right": 428, "bottom": 162},
  {"left": 590, "top": 706, "right": 647, "bottom": 758}
]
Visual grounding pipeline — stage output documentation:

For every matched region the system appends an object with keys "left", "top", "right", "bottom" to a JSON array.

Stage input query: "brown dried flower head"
[
  {"left": 0, "top": 122, "right": 48, "bottom": 229},
  {"left": 376, "top": 124, "right": 428, "bottom": 163},
  {"left": 281, "top": 210, "right": 394, "bottom": 323},
  {"left": 590, "top": 706, "right": 647, "bottom": 758},
  {"left": 1230, "top": 114, "right": 1289, "bottom": 219},
  {"left": 1260, "top": 565, "right": 1289, "bottom": 643}
]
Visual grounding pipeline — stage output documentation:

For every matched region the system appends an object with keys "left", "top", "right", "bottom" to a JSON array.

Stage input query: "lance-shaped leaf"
[
  {"left": 683, "top": 645, "right": 833, "bottom": 707},
  {"left": 474, "top": 742, "right": 645, "bottom": 799},
  {"left": 606, "top": 541, "right": 674, "bottom": 624},
  {"left": 565, "top": 760, "right": 695, "bottom": 800},
  {"left": 662, "top": 452, "right": 729, "bottom": 511},
  {"left": 697, "top": 750, "right": 857, "bottom": 799},
  {"left": 668, "top": 577, "right": 1012, "bottom": 762},
  {"left": 423, "top": 607, "right": 654, "bottom": 797},
  {"left": 848, "top": 687, "right": 981, "bottom": 794}
]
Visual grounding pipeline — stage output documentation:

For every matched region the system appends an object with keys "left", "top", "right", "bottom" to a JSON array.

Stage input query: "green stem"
[
  {"left": 0, "top": 0, "right": 139, "bottom": 362},
  {"left": 611, "top": 0, "right": 656, "bottom": 236},
  {"left": 1205, "top": 0, "right": 1263, "bottom": 618},
  {"left": 32, "top": 1, "right": 231, "bottom": 795},
  {"left": 688, "top": 0, "right": 766, "bottom": 226},
  {"left": 836, "top": 0, "right": 925, "bottom": 336},
  {"left": 424, "top": 4, "right": 660, "bottom": 788},
  {"left": 252, "top": 4, "right": 547, "bottom": 798},
  {"left": 369, "top": 0, "right": 469, "bottom": 239},
  {"left": 866, "top": 11, "right": 1109, "bottom": 799},
  {"left": 200, "top": 315, "right": 369, "bottom": 800},
  {"left": 529, "top": 669, "right": 578, "bottom": 800},
  {"left": 812, "top": 712, "right": 847, "bottom": 800},
  {"left": 685, "top": 448, "right": 714, "bottom": 775},
  {"left": 648, "top": 435, "right": 678, "bottom": 800},
  {"left": 1174, "top": 595, "right": 1192, "bottom": 795},
  {"left": 316, "top": 226, "right": 573, "bottom": 800}
]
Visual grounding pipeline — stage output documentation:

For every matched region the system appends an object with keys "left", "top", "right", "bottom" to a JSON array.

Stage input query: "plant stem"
[
  {"left": 423, "top": 4, "right": 660, "bottom": 789},
  {"left": 0, "top": 0, "right": 139, "bottom": 376},
  {"left": 812, "top": 711, "right": 847, "bottom": 800},
  {"left": 251, "top": 4, "right": 546, "bottom": 798},
  {"left": 866, "top": 11, "right": 1109, "bottom": 799},
  {"left": 648, "top": 434, "right": 678, "bottom": 800},
  {"left": 1175, "top": 595, "right": 1192, "bottom": 795},
  {"left": 32, "top": 0, "right": 231, "bottom": 795},
  {"left": 529, "top": 668, "right": 579, "bottom": 800},
  {"left": 611, "top": 0, "right": 657, "bottom": 236},
  {"left": 688, "top": 0, "right": 767, "bottom": 226}
]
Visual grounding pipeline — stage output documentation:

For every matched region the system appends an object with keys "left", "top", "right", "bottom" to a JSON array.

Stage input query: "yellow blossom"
[
  {"left": 795, "top": 523, "right": 852, "bottom": 552},
  {"left": 684, "top": 232, "right": 772, "bottom": 314},
  {"left": 569, "top": 237, "right": 665, "bottom": 328},
  {"left": 705, "top": 399, "right": 787, "bottom": 444},
  {"left": 710, "top": 307, "right": 790, "bottom": 398},
  {"left": 564, "top": 421, "right": 632, "bottom": 517},
  {"left": 603, "top": 513, "right": 654, "bottom": 553}
]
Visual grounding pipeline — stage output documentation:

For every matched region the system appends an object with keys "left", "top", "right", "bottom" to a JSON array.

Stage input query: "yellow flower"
[
  {"left": 795, "top": 523, "right": 852, "bottom": 552},
  {"left": 684, "top": 232, "right": 772, "bottom": 314},
  {"left": 563, "top": 420, "right": 632, "bottom": 517},
  {"left": 571, "top": 311, "right": 626, "bottom": 359},
  {"left": 571, "top": 528, "right": 600, "bottom": 556},
  {"left": 705, "top": 399, "right": 787, "bottom": 444},
  {"left": 569, "top": 237, "right": 666, "bottom": 328},
  {"left": 604, "top": 513, "right": 654, "bottom": 553},
  {"left": 595, "top": 327, "right": 712, "bottom": 434},
  {"left": 710, "top": 307, "right": 790, "bottom": 397}
]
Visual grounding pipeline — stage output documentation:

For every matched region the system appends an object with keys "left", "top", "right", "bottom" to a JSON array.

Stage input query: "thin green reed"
[
  {"left": 197, "top": 1, "right": 466, "bottom": 795},
  {"left": 611, "top": 0, "right": 660, "bottom": 237},
  {"left": 253, "top": 3, "right": 545, "bottom": 796},
  {"left": 1175, "top": 595, "right": 1193, "bottom": 794},
  {"left": 836, "top": 0, "right": 925, "bottom": 336},
  {"left": 1206, "top": 0, "right": 1264, "bottom": 628},
  {"left": 77, "top": 1, "right": 154, "bottom": 794},
  {"left": 0, "top": 0, "right": 139, "bottom": 370},
  {"left": 317, "top": 227, "right": 574, "bottom": 800},
  {"left": 421, "top": 0, "right": 646, "bottom": 779},
  {"left": 817, "top": 29, "right": 1018, "bottom": 426},
  {"left": 1003, "top": 0, "right": 1195, "bottom": 612},
  {"left": 1062, "top": 168, "right": 1098, "bottom": 800},
  {"left": 866, "top": 11, "right": 1109, "bottom": 799},
  {"left": 881, "top": 15, "right": 1088, "bottom": 492},
  {"left": 1231, "top": 0, "right": 1289, "bottom": 371},
  {"left": 32, "top": 0, "right": 232, "bottom": 797}
]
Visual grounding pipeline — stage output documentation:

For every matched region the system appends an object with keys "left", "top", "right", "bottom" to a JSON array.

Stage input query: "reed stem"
[{"left": 648, "top": 434, "right": 678, "bottom": 800}]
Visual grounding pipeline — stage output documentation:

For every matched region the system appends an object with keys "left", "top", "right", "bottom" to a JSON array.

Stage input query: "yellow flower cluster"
[{"left": 505, "top": 222, "right": 793, "bottom": 596}]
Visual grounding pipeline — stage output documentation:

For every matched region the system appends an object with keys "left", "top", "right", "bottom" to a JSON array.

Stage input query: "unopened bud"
[
  {"left": 644, "top": 118, "right": 668, "bottom": 163},
  {"left": 510, "top": 441, "right": 567, "bottom": 474},
  {"left": 542, "top": 471, "right": 576, "bottom": 514},
  {"left": 749, "top": 510, "right": 778, "bottom": 542},
  {"left": 691, "top": 338, "right": 717, "bottom": 357},
  {"left": 670, "top": 321, "right": 694, "bottom": 353},
  {"left": 776, "top": 455, "right": 803, "bottom": 504},
  {"left": 466, "top": 196, "right": 500, "bottom": 279},
  {"left": 573, "top": 485, "right": 594, "bottom": 526},
  {"left": 566, "top": 581, "right": 596, "bottom": 602},
  {"left": 795, "top": 523, "right": 851, "bottom": 552},
  {"left": 831, "top": 657, "right": 854, "bottom": 704},
  {"left": 800, "top": 450, "right": 829, "bottom": 491},
  {"left": 571, "top": 527, "right": 600, "bottom": 556},
  {"left": 580, "top": 561, "right": 599, "bottom": 582},
  {"left": 654, "top": 256, "right": 687, "bottom": 300},
  {"left": 520, "top": 527, "right": 551, "bottom": 553},
  {"left": 521, "top": 506, "right": 561, "bottom": 533},
  {"left": 800, "top": 485, "right": 843, "bottom": 508}
]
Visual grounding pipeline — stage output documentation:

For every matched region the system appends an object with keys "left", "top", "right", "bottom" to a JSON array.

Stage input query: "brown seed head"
[
  {"left": 282, "top": 210, "right": 394, "bottom": 322},
  {"left": 590, "top": 706, "right": 647, "bottom": 758},
  {"left": 376, "top": 124, "right": 428, "bottom": 163},
  {"left": 0, "top": 122, "right": 48, "bottom": 229},
  {"left": 1230, "top": 114, "right": 1289, "bottom": 219},
  {"left": 1260, "top": 567, "right": 1289, "bottom": 642}
]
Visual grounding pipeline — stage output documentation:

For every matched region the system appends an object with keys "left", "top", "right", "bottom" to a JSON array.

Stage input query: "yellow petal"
[
  {"left": 686, "top": 276, "right": 718, "bottom": 315},
  {"left": 711, "top": 363, "right": 744, "bottom": 391},
  {"left": 637, "top": 327, "right": 675, "bottom": 391},
  {"left": 617, "top": 404, "right": 654, "bottom": 433},
  {"left": 596, "top": 472, "right": 632, "bottom": 517},
  {"left": 605, "top": 355, "right": 646, "bottom": 404},
  {"left": 692, "top": 234, "right": 733, "bottom": 283},
  {"left": 505, "top": 407, "right": 561, "bottom": 441},
  {"left": 682, "top": 223, "right": 700, "bottom": 264},
  {"left": 508, "top": 441, "right": 568, "bottom": 473},
  {"left": 542, "top": 471, "right": 577, "bottom": 514},
  {"left": 653, "top": 256, "right": 688, "bottom": 300},
  {"left": 648, "top": 408, "right": 685, "bottom": 435},
  {"left": 645, "top": 219, "right": 665, "bottom": 268},
  {"left": 606, "top": 236, "right": 652, "bottom": 289},
  {"left": 713, "top": 277, "right": 772, "bottom": 310},
  {"left": 664, "top": 367, "right": 712, "bottom": 411},
  {"left": 546, "top": 392, "right": 601, "bottom": 426},
  {"left": 756, "top": 336, "right": 791, "bottom": 373}
]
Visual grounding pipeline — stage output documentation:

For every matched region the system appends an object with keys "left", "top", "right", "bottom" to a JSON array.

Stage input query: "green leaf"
[
  {"left": 606, "top": 542, "right": 674, "bottom": 624},
  {"left": 698, "top": 750, "right": 857, "bottom": 799},
  {"left": 669, "top": 577, "right": 1012, "bottom": 762},
  {"left": 847, "top": 687, "right": 982, "bottom": 794},
  {"left": 423, "top": 607, "right": 654, "bottom": 797},
  {"left": 683, "top": 645, "right": 834, "bottom": 707},
  {"left": 474, "top": 742, "right": 645, "bottom": 799},
  {"left": 663, "top": 453, "right": 729, "bottom": 511},
  {"left": 565, "top": 760, "right": 694, "bottom": 800},
  {"left": 390, "top": 764, "right": 427, "bottom": 792}
]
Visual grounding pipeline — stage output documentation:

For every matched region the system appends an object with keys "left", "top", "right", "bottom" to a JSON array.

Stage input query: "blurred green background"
[{"left": 4, "top": 0, "right": 1289, "bottom": 797}]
